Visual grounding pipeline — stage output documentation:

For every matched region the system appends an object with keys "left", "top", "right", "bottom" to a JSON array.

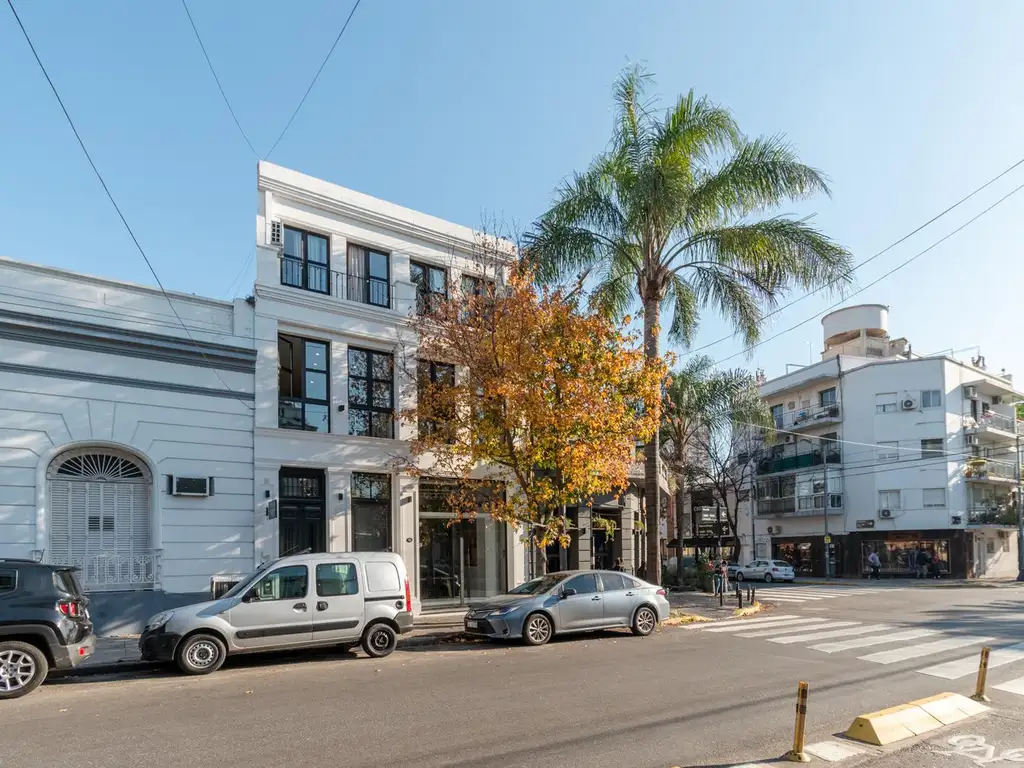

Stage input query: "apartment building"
[
  {"left": 751, "top": 304, "right": 1022, "bottom": 579},
  {"left": 0, "top": 257, "right": 256, "bottom": 631},
  {"left": 252, "top": 162, "right": 530, "bottom": 613}
]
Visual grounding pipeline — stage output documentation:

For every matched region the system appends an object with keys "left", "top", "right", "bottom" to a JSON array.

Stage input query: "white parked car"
[{"left": 731, "top": 559, "right": 795, "bottom": 583}]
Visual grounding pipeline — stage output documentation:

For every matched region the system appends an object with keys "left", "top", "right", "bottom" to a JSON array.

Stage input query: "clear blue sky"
[{"left": 2, "top": 1, "right": 1022, "bottom": 380}]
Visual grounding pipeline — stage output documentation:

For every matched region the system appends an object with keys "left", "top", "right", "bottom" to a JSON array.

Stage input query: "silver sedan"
[{"left": 463, "top": 570, "right": 670, "bottom": 646}]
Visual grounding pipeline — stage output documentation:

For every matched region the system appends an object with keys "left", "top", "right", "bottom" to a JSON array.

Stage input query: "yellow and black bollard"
[
  {"left": 972, "top": 647, "right": 992, "bottom": 702},
  {"left": 786, "top": 681, "right": 811, "bottom": 763}
]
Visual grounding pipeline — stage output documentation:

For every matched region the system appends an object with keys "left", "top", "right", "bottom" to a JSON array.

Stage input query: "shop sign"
[
  {"left": 824, "top": 535, "right": 832, "bottom": 543},
  {"left": 697, "top": 522, "right": 727, "bottom": 538}
]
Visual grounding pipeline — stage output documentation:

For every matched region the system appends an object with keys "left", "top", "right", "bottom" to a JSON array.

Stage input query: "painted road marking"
[
  {"left": 858, "top": 636, "right": 993, "bottom": 665},
  {"left": 767, "top": 622, "right": 871, "bottom": 644},
  {"left": 919, "top": 642, "right": 1024, "bottom": 679},
  {"left": 736, "top": 619, "right": 839, "bottom": 638},
  {"left": 993, "top": 676, "right": 1024, "bottom": 696},
  {"left": 805, "top": 740, "right": 867, "bottom": 762},
  {"left": 811, "top": 628, "right": 938, "bottom": 653},
  {"left": 701, "top": 615, "right": 801, "bottom": 633}
]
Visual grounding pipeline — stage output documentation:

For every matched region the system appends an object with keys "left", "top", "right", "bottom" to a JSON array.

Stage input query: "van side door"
[
  {"left": 312, "top": 562, "right": 364, "bottom": 643},
  {"left": 228, "top": 564, "right": 312, "bottom": 650}
]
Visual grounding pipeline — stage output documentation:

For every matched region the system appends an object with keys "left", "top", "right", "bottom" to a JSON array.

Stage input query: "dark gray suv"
[{"left": 0, "top": 559, "right": 96, "bottom": 699}]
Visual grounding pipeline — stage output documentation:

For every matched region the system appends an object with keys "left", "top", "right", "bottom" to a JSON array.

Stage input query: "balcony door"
[{"left": 346, "top": 244, "right": 390, "bottom": 307}]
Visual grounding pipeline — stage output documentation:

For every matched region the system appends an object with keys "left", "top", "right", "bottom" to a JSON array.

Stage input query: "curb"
[
  {"left": 845, "top": 692, "right": 988, "bottom": 746},
  {"left": 70, "top": 628, "right": 467, "bottom": 678}
]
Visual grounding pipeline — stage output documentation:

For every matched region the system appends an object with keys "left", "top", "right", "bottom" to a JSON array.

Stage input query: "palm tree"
[
  {"left": 525, "top": 65, "right": 852, "bottom": 584},
  {"left": 661, "top": 356, "right": 772, "bottom": 576}
]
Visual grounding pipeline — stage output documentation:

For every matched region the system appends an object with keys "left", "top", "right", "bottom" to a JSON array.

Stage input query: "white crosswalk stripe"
[
  {"left": 696, "top": 614, "right": 1024, "bottom": 698},
  {"left": 741, "top": 586, "right": 906, "bottom": 603},
  {"left": 857, "top": 636, "right": 994, "bottom": 664},
  {"left": 918, "top": 642, "right": 1024, "bottom": 679}
]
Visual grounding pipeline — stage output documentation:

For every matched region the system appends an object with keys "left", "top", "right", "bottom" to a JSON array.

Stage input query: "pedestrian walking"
[
  {"left": 929, "top": 551, "right": 941, "bottom": 579},
  {"left": 915, "top": 548, "right": 930, "bottom": 579},
  {"left": 868, "top": 550, "right": 881, "bottom": 580}
]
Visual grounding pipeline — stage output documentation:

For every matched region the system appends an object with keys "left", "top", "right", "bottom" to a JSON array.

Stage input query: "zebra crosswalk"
[
  {"left": 742, "top": 585, "right": 906, "bottom": 604},
  {"left": 696, "top": 615, "right": 1024, "bottom": 699}
]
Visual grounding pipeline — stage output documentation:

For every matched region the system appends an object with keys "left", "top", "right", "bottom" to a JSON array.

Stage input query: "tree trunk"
[{"left": 643, "top": 293, "right": 662, "bottom": 585}]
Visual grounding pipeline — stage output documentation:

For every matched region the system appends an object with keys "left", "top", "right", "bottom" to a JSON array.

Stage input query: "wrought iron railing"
[
  {"left": 51, "top": 550, "right": 160, "bottom": 592},
  {"left": 279, "top": 257, "right": 391, "bottom": 309}
]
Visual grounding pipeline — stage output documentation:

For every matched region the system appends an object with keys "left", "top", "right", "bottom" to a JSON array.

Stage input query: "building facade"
[
  {"left": 752, "top": 304, "right": 1022, "bottom": 579},
  {"left": 0, "top": 257, "right": 256, "bottom": 631},
  {"left": 252, "top": 162, "right": 525, "bottom": 613}
]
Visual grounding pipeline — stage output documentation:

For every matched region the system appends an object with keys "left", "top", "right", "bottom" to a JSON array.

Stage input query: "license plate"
[{"left": 466, "top": 620, "right": 478, "bottom": 629}]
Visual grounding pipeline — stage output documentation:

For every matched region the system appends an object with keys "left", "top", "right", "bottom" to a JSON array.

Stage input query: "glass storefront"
[
  {"left": 774, "top": 541, "right": 817, "bottom": 575},
  {"left": 860, "top": 539, "right": 949, "bottom": 576},
  {"left": 418, "top": 480, "right": 507, "bottom": 607}
]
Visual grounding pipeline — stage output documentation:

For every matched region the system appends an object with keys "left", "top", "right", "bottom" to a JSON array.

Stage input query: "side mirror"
[{"left": 561, "top": 588, "right": 577, "bottom": 598}]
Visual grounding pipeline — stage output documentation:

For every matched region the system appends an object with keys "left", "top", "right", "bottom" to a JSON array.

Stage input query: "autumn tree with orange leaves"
[{"left": 401, "top": 245, "right": 667, "bottom": 554}]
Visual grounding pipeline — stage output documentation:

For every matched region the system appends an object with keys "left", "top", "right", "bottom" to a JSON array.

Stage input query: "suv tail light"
[
  {"left": 404, "top": 577, "right": 412, "bottom": 613},
  {"left": 656, "top": 588, "right": 666, "bottom": 597},
  {"left": 57, "top": 599, "right": 81, "bottom": 618}
]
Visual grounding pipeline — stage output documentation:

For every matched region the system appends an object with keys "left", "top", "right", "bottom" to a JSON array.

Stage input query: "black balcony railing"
[
  {"left": 757, "top": 448, "right": 841, "bottom": 475},
  {"left": 280, "top": 257, "right": 391, "bottom": 309}
]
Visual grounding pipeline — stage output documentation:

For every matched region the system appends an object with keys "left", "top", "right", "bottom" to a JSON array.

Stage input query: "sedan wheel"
[
  {"left": 764, "top": 573, "right": 774, "bottom": 583},
  {"left": 631, "top": 606, "right": 657, "bottom": 637},
  {"left": 734, "top": 572, "right": 744, "bottom": 582},
  {"left": 523, "top": 613, "right": 553, "bottom": 646}
]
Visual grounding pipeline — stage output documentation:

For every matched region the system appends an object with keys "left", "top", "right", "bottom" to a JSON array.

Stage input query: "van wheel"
[
  {"left": 362, "top": 624, "right": 397, "bottom": 658},
  {"left": 0, "top": 641, "right": 48, "bottom": 699},
  {"left": 175, "top": 634, "right": 226, "bottom": 675}
]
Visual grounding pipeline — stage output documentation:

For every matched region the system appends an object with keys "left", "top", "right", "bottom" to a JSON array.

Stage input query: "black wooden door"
[{"left": 279, "top": 468, "right": 327, "bottom": 555}]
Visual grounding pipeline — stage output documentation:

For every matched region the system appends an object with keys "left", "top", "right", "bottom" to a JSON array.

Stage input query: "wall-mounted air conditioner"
[
  {"left": 167, "top": 475, "right": 214, "bottom": 497},
  {"left": 966, "top": 435, "right": 980, "bottom": 447},
  {"left": 964, "top": 385, "right": 978, "bottom": 399},
  {"left": 992, "top": 396, "right": 1002, "bottom": 405},
  {"left": 767, "top": 526, "right": 782, "bottom": 535},
  {"left": 901, "top": 397, "right": 918, "bottom": 411},
  {"left": 951, "top": 515, "right": 963, "bottom": 525},
  {"left": 879, "top": 508, "right": 893, "bottom": 519}
]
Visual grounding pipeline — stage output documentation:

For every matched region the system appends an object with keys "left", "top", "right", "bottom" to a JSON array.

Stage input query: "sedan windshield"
[{"left": 509, "top": 574, "right": 564, "bottom": 595}]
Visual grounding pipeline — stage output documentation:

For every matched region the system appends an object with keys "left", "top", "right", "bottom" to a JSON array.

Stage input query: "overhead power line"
[
  {"left": 713, "top": 179, "right": 1024, "bottom": 367},
  {"left": 265, "top": 0, "right": 363, "bottom": 159},
  {"left": 6, "top": 0, "right": 254, "bottom": 411},
  {"left": 179, "top": 0, "right": 259, "bottom": 158}
]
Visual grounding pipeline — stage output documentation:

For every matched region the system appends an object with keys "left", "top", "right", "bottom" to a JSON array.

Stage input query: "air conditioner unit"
[
  {"left": 767, "top": 526, "right": 782, "bottom": 535},
  {"left": 784, "top": 435, "right": 793, "bottom": 443},
  {"left": 964, "top": 385, "right": 978, "bottom": 399},
  {"left": 951, "top": 515, "right": 963, "bottom": 526},
  {"left": 879, "top": 508, "right": 893, "bottom": 519},
  {"left": 901, "top": 397, "right": 918, "bottom": 411},
  {"left": 168, "top": 475, "right": 214, "bottom": 497},
  {"left": 966, "top": 435, "right": 980, "bottom": 447},
  {"left": 269, "top": 220, "right": 284, "bottom": 246},
  {"left": 787, "top": 401, "right": 796, "bottom": 410}
]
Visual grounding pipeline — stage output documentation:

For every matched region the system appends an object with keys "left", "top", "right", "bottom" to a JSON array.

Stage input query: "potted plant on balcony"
[{"left": 965, "top": 457, "right": 987, "bottom": 479}]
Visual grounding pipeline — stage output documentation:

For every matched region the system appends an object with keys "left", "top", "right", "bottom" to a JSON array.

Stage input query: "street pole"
[
  {"left": 1016, "top": 433, "right": 1023, "bottom": 582},
  {"left": 823, "top": 462, "right": 830, "bottom": 579}
]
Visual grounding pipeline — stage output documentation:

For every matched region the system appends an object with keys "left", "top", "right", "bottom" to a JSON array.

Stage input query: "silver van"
[{"left": 140, "top": 552, "right": 414, "bottom": 675}]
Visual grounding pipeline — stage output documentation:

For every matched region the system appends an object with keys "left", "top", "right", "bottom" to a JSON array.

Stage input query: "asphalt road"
[{"left": 4, "top": 583, "right": 1023, "bottom": 768}]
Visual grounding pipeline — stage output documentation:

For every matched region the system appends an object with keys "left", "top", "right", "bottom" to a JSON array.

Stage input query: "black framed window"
[
  {"left": 346, "top": 244, "right": 390, "bottom": 308},
  {"left": 351, "top": 472, "right": 392, "bottom": 551},
  {"left": 278, "top": 334, "right": 330, "bottom": 433},
  {"left": 348, "top": 347, "right": 393, "bottom": 438},
  {"left": 819, "top": 387, "right": 837, "bottom": 406},
  {"left": 460, "top": 274, "right": 496, "bottom": 321},
  {"left": 417, "top": 360, "right": 456, "bottom": 439},
  {"left": 281, "top": 226, "right": 330, "bottom": 294},
  {"left": 410, "top": 261, "right": 447, "bottom": 315}
]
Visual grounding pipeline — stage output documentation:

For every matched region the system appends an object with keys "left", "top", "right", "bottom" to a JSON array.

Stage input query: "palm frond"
[
  {"left": 655, "top": 89, "right": 741, "bottom": 167},
  {"left": 665, "top": 273, "right": 699, "bottom": 347},
  {"left": 589, "top": 247, "right": 640, "bottom": 319}
]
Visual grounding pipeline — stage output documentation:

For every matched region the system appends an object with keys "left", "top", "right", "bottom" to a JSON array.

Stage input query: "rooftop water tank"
[{"left": 822, "top": 304, "right": 889, "bottom": 348}]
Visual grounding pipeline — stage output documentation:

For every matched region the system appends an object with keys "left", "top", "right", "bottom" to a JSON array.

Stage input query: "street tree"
[
  {"left": 401, "top": 250, "right": 667, "bottom": 558},
  {"left": 525, "top": 64, "right": 853, "bottom": 583},
  {"left": 661, "top": 357, "right": 770, "bottom": 571}
]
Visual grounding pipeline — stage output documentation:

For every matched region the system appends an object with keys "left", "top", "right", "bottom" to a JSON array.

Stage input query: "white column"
[{"left": 328, "top": 469, "right": 351, "bottom": 552}]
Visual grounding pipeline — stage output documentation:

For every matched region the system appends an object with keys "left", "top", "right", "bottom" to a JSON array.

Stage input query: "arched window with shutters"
[{"left": 46, "top": 448, "right": 155, "bottom": 591}]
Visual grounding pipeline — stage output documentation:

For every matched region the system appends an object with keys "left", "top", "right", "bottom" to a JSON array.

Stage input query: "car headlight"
[
  {"left": 488, "top": 605, "right": 523, "bottom": 617},
  {"left": 146, "top": 611, "right": 173, "bottom": 631}
]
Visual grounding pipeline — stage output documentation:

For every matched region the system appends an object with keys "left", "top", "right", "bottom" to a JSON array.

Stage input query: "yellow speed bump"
[{"left": 845, "top": 693, "right": 989, "bottom": 746}]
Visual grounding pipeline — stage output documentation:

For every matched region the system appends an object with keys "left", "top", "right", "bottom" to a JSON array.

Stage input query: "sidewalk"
[
  {"left": 78, "top": 620, "right": 466, "bottom": 677},
  {"left": 790, "top": 576, "right": 1024, "bottom": 588},
  {"left": 667, "top": 588, "right": 758, "bottom": 619}
]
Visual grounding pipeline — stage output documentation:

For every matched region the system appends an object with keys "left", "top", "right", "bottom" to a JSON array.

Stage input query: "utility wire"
[
  {"left": 6, "top": 0, "right": 254, "bottom": 411},
  {"left": 688, "top": 156, "right": 1024, "bottom": 355},
  {"left": 713, "top": 179, "right": 1024, "bottom": 366},
  {"left": 179, "top": 0, "right": 258, "bottom": 158},
  {"left": 265, "top": 0, "right": 362, "bottom": 159}
]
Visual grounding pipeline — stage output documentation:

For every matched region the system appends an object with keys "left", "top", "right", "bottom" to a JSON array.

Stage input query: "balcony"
[
  {"left": 783, "top": 402, "right": 842, "bottom": 432},
  {"left": 963, "top": 411, "right": 1020, "bottom": 439},
  {"left": 756, "top": 495, "right": 844, "bottom": 517},
  {"left": 758, "top": 447, "right": 841, "bottom": 475},
  {"left": 965, "top": 458, "right": 1019, "bottom": 484},
  {"left": 279, "top": 256, "right": 393, "bottom": 309},
  {"left": 967, "top": 507, "right": 1018, "bottom": 526}
]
